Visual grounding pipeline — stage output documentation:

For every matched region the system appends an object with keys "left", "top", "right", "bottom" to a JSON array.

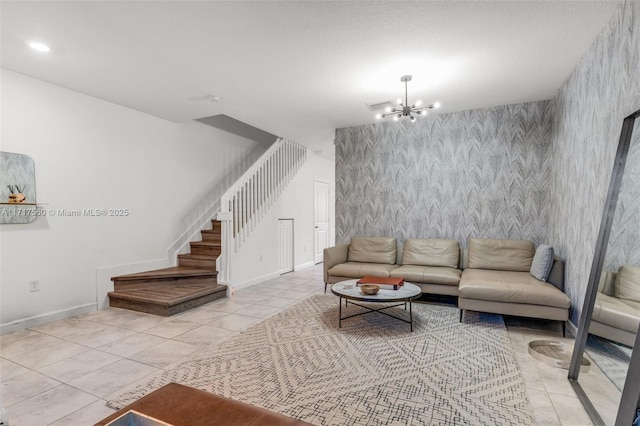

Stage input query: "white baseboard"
[
  {"left": 230, "top": 271, "right": 281, "bottom": 292},
  {"left": 294, "top": 261, "right": 315, "bottom": 271},
  {"left": 0, "top": 302, "right": 97, "bottom": 335}
]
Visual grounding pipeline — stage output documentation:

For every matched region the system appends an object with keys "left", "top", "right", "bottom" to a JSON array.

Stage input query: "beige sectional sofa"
[
  {"left": 590, "top": 265, "right": 640, "bottom": 347},
  {"left": 324, "top": 237, "right": 570, "bottom": 330},
  {"left": 323, "top": 237, "right": 462, "bottom": 295},
  {"left": 458, "top": 239, "right": 570, "bottom": 333}
]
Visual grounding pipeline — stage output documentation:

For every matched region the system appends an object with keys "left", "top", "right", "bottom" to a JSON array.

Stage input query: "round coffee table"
[{"left": 331, "top": 280, "right": 421, "bottom": 331}]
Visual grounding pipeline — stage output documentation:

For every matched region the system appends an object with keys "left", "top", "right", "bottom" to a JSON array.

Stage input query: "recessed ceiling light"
[{"left": 27, "top": 41, "right": 51, "bottom": 53}]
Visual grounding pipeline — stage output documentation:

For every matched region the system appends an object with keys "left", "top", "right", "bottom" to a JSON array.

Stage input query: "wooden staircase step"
[
  {"left": 200, "top": 229, "right": 221, "bottom": 242},
  {"left": 190, "top": 241, "right": 222, "bottom": 256},
  {"left": 112, "top": 267, "right": 217, "bottom": 291},
  {"left": 177, "top": 253, "right": 217, "bottom": 270},
  {"left": 112, "top": 266, "right": 215, "bottom": 281},
  {"left": 108, "top": 283, "right": 227, "bottom": 316}
]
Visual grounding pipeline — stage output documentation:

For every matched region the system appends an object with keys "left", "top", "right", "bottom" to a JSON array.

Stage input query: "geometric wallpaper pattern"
[
  {"left": 546, "top": 0, "right": 639, "bottom": 323},
  {"left": 335, "top": 101, "right": 551, "bottom": 248}
]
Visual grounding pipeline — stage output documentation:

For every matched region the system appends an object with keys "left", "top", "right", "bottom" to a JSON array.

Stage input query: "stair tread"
[
  {"left": 112, "top": 266, "right": 216, "bottom": 282},
  {"left": 190, "top": 241, "right": 222, "bottom": 247},
  {"left": 109, "top": 283, "right": 226, "bottom": 307},
  {"left": 177, "top": 253, "right": 218, "bottom": 260}
]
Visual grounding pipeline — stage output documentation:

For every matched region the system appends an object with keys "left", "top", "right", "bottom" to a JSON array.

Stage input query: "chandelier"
[{"left": 375, "top": 75, "right": 440, "bottom": 122}]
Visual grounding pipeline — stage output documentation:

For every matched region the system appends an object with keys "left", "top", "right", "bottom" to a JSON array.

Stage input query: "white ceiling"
[{"left": 1, "top": 1, "right": 621, "bottom": 158}]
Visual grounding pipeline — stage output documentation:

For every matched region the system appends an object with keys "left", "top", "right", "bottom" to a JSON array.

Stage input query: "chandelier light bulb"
[
  {"left": 414, "top": 100, "right": 422, "bottom": 107},
  {"left": 410, "top": 115, "right": 416, "bottom": 123},
  {"left": 375, "top": 113, "right": 382, "bottom": 119},
  {"left": 421, "top": 110, "right": 428, "bottom": 116},
  {"left": 385, "top": 107, "right": 392, "bottom": 113},
  {"left": 434, "top": 102, "right": 441, "bottom": 109},
  {"left": 393, "top": 115, "right": 399, "bottom": 122},
  {"left": 397, "top": 98, "right": 403, "bottom": 105}
]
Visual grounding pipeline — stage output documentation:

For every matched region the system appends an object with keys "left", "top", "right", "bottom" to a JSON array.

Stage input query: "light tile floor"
[{"left": 0, "top": 264, "right": 614, "bottom": 425}]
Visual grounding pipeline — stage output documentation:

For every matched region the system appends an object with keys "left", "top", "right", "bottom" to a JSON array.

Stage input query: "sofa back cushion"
[
  {"left": 468, "top": 239, "right": 534, "bottom": 272},
  {"left": 597, "top": 270, "right": 617, "bottom": 296},
  {"left": 348, "top": 237, "right": 397, "bottom": 264},
  {"left": 615, "top": 265, "right": 640, "bottom": 303},
  {"left": 402, "top": 239, "right": 459, "bottom": 268}
]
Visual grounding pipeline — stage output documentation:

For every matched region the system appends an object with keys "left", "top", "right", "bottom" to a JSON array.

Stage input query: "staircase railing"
[{"left": 217, "top": 138, "right": 307, "bottom": 283}]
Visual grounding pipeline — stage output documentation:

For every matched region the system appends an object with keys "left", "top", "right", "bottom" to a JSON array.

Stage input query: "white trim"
[
  {"left": 230, "top": 271, "right": 281, "bottom": 291},
  {"left": 294, "top": 261, "right": 315, "bottom": 271},
  {"left": 0, "top": 302, "right": 97, "bottom": 335},
  {"left": 313, "top": 178, "right": 330, "bottom": 264}
]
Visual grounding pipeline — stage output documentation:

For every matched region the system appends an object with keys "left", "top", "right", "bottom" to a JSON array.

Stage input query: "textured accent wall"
[
  {"left": 547, "top": 0, "right": 640, "bottom": 323},
  {"left": 335, "top": 101, "right": 551, "bottom": 247},
  {"left": 604, "top": 119, "right": 640, "bottom": 272}
]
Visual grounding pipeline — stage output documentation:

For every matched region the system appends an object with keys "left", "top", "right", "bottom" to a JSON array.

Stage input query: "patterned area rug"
[{"left": 107, "top": 295, "right": 533, "bottom": 425}]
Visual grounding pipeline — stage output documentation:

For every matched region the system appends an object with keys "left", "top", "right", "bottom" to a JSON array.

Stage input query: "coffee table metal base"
[{"left": 338, "top": 297, "right": 415, "bottom": 331}]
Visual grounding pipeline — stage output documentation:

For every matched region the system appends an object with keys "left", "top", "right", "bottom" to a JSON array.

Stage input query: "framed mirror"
[{"left": 569, "top": 110, "right": 640, "bottom": 425}]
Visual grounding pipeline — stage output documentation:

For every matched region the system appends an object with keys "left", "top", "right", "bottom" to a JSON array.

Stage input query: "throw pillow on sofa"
[{"left": 530, "top": 244, "right": 554, "bottom": 281}]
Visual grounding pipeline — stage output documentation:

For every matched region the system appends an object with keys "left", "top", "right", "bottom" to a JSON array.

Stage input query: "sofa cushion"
[
  {"left": 348, "top": 237, "right": 397, "bottom": 264},
  {"left": 401, "top": 239, "right": 459, "bottom": 268},
  {"left": 468, "top": 239, "right": 534, "bottom": 272},
  {"left": 530, "top": 244, "right": 554, "bottom": 281},
  {"left": 328, "top": 262, "right": 397, "bottom": 278},
  {"left": 459, "top": 269, "right": 570, "bottom": 308},
  {"left": 592, "top": 293, "right": 640, "bottom": 334},
  {"left": 615, "top": 265, "right": 640, "bottom": 303},
  {"left": 390, "top": 265, "right": 461, "bottom": 286}
]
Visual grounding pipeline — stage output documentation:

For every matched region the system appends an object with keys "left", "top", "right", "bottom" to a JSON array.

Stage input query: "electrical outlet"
[{"left": 29, "top": 280, "right": 39, "bottom": 292}]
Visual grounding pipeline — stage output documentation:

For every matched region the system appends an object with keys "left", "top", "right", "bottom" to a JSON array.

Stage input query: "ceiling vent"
[{"left": 365, "top": 101, "right": 395, "bottom": 112}]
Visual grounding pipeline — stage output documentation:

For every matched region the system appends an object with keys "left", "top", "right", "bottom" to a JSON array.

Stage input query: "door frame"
[{"left": 313, "top": 179, "right": 330, "bottom": 264}]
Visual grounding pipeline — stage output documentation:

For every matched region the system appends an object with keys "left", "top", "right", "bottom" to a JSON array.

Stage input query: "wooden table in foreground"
[{"left": 94, "top": 383, "right": 312, "bottom": 426}]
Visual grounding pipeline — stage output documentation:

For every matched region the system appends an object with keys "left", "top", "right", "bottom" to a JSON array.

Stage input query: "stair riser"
[
  {"left": 109, "top": 289, "right": 226, "bottom": 316},
  {"left": 201, "top": 232, "right": 222, "bottom": 242},
  {"left": 191, "top": 247, "right": 221, "bottom": 257},
  {"left": 113, "top": 276, "right": 217, "bottom": 292},
  {"left": 211, "top": 220, "right": 222, "bottom": 231},
  {"left": 178, "top": 257, "right": 217, "bottom": 270}
]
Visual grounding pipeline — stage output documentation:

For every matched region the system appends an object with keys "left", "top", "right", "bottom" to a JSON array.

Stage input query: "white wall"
[
  {"left": 229, "top": 152, "right": 335, "bottom": 287},
  {"left": 0, "top": 69, "right": 262, "bottom": 331}
]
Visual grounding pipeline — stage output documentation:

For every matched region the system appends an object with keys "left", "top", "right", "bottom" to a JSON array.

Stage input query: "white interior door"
[
  {"left": 279, "top": 219, "right": 294, "bottom": 274},
  {"left": 314, "top": 180, "right": 330, "bottom": 264}
]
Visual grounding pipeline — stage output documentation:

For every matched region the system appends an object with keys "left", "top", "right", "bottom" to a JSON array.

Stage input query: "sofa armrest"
[
  {"left": 324, "top": 244, "right": 349, "bottom": 283},
  {"left": 548, "top": 257, "right": 565, "bottom": 291}
]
